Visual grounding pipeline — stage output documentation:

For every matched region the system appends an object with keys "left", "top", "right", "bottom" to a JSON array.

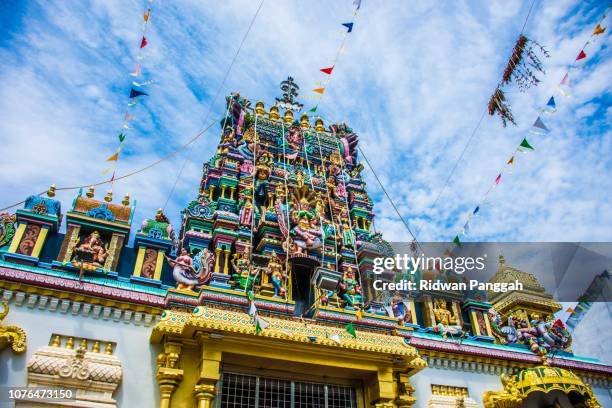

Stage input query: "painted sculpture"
[
  {"left": 72, "top": 231, "right": 109, "bottom": 268},
  {"left": 337, "top": 267, "right": 362, "bottom": 309},
  {"left": 266, "top": 251, "right": 286, "bottom": 297},
  {"left": 166, "top": 248, "right": 208, "bottom": 291}
]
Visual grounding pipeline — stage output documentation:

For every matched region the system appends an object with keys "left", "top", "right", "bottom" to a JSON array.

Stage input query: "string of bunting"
[
  {"left": 306, "top": 0, "right": 361, "bottom": 113},
  {"left": 451, "top": 15, "right": 608, "bottom": 247},
  {"left": 103, "top": 2, "right": 155, "bottom": 182}
]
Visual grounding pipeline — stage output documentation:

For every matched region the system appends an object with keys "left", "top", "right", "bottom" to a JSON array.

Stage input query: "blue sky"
[{"left": 0, "top": 0, "right": 610, "bottom": 243}]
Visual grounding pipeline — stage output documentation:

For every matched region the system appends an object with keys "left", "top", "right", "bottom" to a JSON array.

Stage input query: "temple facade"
[{"left": 0, "top": 84, "right": 610, "bottom": 407}]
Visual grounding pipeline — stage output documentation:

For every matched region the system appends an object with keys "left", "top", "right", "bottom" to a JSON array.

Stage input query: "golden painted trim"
[
  {"left": 8, "top": 223, "right": 26, "bottom": 254},
  {"left": 154, "top": 250, "right": 165, "bottom": 281},
  {"left": 0, "top": 301, "right": 26, "bottom": 353},
  {"left": 31, "top": 226, "right": 49, "bottom": 258},
  {"left": 133, "top": 246, "right": 146, "bottom": 277}
]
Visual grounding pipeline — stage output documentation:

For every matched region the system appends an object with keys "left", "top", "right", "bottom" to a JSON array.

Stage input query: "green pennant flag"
[
  {"left": 309, "top": 105, "right": 318, "bottom": 113},
  {"left": 118, "top": 133, "right": 126, "bottom": 143},
  {"left": 345, "top": 323, "right": 357, "bottom": 338},
  {"left": 519, "top": 138, "right": 534, "bottom": 150},
  {"left": 453, "top": 235, "right": 461, "bottom": 246}
]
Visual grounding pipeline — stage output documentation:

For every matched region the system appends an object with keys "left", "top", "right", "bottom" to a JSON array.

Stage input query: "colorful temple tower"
[{"left": 0, "top": 81, "right": 610, "bottom": 407}]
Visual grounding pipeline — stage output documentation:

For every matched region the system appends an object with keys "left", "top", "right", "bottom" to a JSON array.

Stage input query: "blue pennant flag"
[
  {"left": 342, "top": 22, "right": 354, "bottom": 33},
  {"left": 473, "top": 206, "right": 480, "bottom": 215},
  {"left": 542, "top": 96, "right": 557, "bottom": 113},
  {"left": 129, "top": 88, "right": 148, "bottom": 98}
]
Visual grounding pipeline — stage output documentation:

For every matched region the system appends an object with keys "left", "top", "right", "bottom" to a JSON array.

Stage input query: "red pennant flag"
[
  {"left": 576, "top": 50, "right": 586, "bottom": 61},
  {"left": 320, "top": 66, "right": 334, "bottom": 75},
  {"left": 140, "top": 36, "right": 148, "bottom": 48},
  {"left": 495, "top": 174, "right": 502, "bottom": 185}
]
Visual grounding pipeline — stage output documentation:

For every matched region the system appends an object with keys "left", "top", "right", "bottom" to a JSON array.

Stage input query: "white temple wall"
[
  {"left": 0, "top": 296, "right": 160, "bottom": 408},
  {"left": 410, "top": 366, "right": 502, "bottom": 408}
]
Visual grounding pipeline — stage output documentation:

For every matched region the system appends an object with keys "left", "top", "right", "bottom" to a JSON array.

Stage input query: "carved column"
[
  {"left": 156, "top": 341, "right": 184, "bottom": 408},
  {"left": 395, "top": 373, "right": 417, "bottom": 407},
  {"left": 194, "top": 382, "right": 216, "bottom": 408},
  {"left": 195, "top": 338, "right": 222, "bottom": 408}
]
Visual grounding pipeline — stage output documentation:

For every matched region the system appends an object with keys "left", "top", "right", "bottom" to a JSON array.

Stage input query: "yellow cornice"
[{"left": 152, "top": 307, "right": 426, "bottom": 370}]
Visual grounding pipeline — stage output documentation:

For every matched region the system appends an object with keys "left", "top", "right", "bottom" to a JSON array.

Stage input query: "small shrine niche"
[
  {"left": 55, "top": 187, "right": 134, "bottom": 275},
  {"left": 5, "top": 185, "right": 61, "bottom": 265},
  {"left": 132, "top": 209, "right": 175, "bottom": 283}
]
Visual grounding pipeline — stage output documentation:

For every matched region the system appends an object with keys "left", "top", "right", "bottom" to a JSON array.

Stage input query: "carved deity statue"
[
  {"left": 338, "top": 209, "right": 355, "bottom": 249},
  {"left": 266, "top": 251, "right": 286, "bottom": 297},
  {"left": 231, "top": 246, "right": 257, "bottom": 289},
  {"left": 289, "top": 198, "right": 322, "bottom": 254},
  {"left": 433, "top": 299, "right": 458, "bottom": 326},
  {"left": 73, "top": 230, "right": 109, "bottom": 267},
  {"left": 238, "top": 188, "right": 256, "bottom": 227},
  {"left": 337, "top": 267, "right": 362, "bottom": 309},
  {"left": 165, "top": 248, "right": 207, "bottom": 291}
]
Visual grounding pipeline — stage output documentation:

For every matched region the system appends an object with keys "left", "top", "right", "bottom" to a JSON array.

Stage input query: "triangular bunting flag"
[
  {"left": 329, "top": 333, "right": 342, "bottom": 345},
  {"left": 342, "top": 22, "right": 354, "bottom": 33},
  {"left": 124, "top": 113, "right": 135, "bottom": 122},
  {"left": 320, "top": 66, "right": 334, "bottom": 75},
  {"left": 542, "top": 96, "right": 557, "bottom": 113},
  {"left": 531, "top": 116, "right": 550, "bottom": 133},
  {"left": 507, "top": 156, "right": 515, "bottom": 165},
  {"left": 345, "top": 323, "right": 357, "bottom": 338},
  {"left": 356, "top": 309, "right": 363, "bottom": 321},
  {"left": 129, "top": 88, "right": 148, "bottom": 98},
  {"left": 118, "top": 133, "right": 126, "bottom": 142},
  {"left": 122, "top": 123, "right": 130, "bottom": 130},
  {"left": 140, "top": 36, "right": 148, "bottom": 48},
  {"left": 593, "top": 24, "right": 606, "bottom": 35},
  {"left": 453, "top": 235, "right": 461, "bottom": 246},
  {"left": 129, "top": 63, "right": 141, "bottom": 77},
  {"left": 309, "top": 105, "right": 318, "bottom": 113},
  {"left": 565, "top": 307, "right": 576, "bottom": 314},
  {"left": 106, "top": 150, "right": 120, "bottom": 162},
  {"left": 248, "top": 301, "right": 257, "bottom": 317},
  {"left": 144, "top": 9, "right": 151, "bottom": 22},
  {"left": 255, "top": 315, "right": 269, "bottom": 333},
  {"left": 353, "top": 0, "right": 362, "bottom": 10},
  {"left": 462, "top": 221, "right": 470, "bottom": 236},
  {"left": 313, "top": 87, "right": 325, "bottom": 94},
  {"left": 560, "top": 73, "right": 570, "bottom": 86},
  {"left": 519, "top": 138, "right": 535, "bottom": 150},
  {"left": 495, "top": 174, "right": 502, "bottom": 185},
  {"left": 473, "top": 206, "right": 479, "bottom": 215},
  {"left": 575, "top": 50, "right": 586, "bottom": 61}
]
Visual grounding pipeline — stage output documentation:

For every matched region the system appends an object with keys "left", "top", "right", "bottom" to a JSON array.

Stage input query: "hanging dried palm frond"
[
  {"left": 501, "top": 34, "right": 549, "bottom": 91},
  {"left": 488, "top": 87, "right": 516, "bottom": 127}
]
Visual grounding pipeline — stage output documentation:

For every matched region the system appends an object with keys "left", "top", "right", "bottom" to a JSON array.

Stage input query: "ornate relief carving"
[
  {"left": 0, "top": 301, "right": 26, "bottom": 353},
  {"left": 16, "top": 224, "right": 41, "bottom": 256}
]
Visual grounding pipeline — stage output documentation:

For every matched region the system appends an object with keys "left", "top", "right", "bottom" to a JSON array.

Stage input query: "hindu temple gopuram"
[{"left": 0, "top": 83, "right": 610, "bottom": 407}]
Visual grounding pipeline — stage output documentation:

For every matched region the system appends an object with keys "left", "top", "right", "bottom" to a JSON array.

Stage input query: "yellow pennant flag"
[
  {"left": 313, "top": 87, "right": 325, "bottom": 94},
  {"left": 507, "top": 156, "right": 514, "bottom": 165},
  {"left": 144, "top": 9, "right": 151, "bottom": 22},
  {"left": 356, "top": 309, "right": 363, "bottom": 321},
  {"left": 593, "top": 24, "right": 606, "bottom": 35}
]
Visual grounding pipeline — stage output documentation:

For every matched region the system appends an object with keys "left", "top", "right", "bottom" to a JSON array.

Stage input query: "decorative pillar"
[
  {"left": 156, "top": 341, "right": 184, "bottom": 408},
  {"left": 154, "top": 251, "right": 165, "bottom": 280},
  {"left": 195, "top": 342, "right": 222, "bottom": 408},
  {"left": 223, "top": 249, "right": 230, "bottom": 274},
  {"left": 133, "top": 246, "right": 146, "bottom": 277},
  {"left": 31, "top": 226, "right": 49, "bottom": 258},
  {"left": 214, "top": 248, "right": 222, "bottom": 273},
  {"left": 194, "top": 383, "right": 216, "bottom": 408},
  {"left": 7, "top": 223, "right": 26, "bottom": 253}
]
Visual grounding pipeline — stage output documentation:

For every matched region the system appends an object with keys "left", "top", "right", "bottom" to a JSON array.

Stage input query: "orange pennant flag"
[
  {"left": 593, "top": 24, "right": 606, "bottom": 35},
  {"left": 106, "top": 151, "right": 120, "bottom": 162},
  {"left": 565, "top": 307, "right": 576, "bottom": 314},
  {"left": 313, "top": 87, "right": 325, "bottom": 94},
  {"left": 144, "top": 9, "right": 151, "bottom": 22},
  {"left": 507, "top": 156, "right": 514, "bottom": 165}
]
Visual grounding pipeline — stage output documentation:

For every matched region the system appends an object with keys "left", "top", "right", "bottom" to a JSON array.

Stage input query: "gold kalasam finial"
[
  {"left": 47, "top": 184, "right": 56, "bottom": 198},
  {"left": 105, "top": 342, "right": 114, "bottom": 355},
  {"left": 51, "top": 335, "right": 61, "bottom": 347},
  {"left": 300, "top": 113, "right": 310, "bottom": 130},
  {"left": 255, "top": 101, "right": 265, "bottom": 116},
  {"left": 122, "top": 193, "right": 130, "bottom": 206},
  {"left": 79, "top": 338, "right": 88, "bottom": 350},
  {"left": 283, "top": 109, "right": 294, "bottom": 124},
  {"left": 86, "top": 185, "right": 95, "bottom": 198},
  {"left": 104, "top": 190, "right": 113, "bottom": 203},
  {"left": 314, "top": 117, "right": 325, "bottom": 132},
  {"left": 269, "top": 105, "right": 280, "bottom": 120},
  {"left": 66, "top": 337, "right": 74, "bottom": 349},
  {"left": 92, "top": 341, "right": 100, "bottom": 353}
]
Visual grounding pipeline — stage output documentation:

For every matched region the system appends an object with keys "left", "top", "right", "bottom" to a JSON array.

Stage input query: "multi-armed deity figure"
[
  {"left": 337, "top": 267, "right": 363, "bottom": 309},
  {"left": 72, "top": 230, "right": 109, "bottom": 268}
]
